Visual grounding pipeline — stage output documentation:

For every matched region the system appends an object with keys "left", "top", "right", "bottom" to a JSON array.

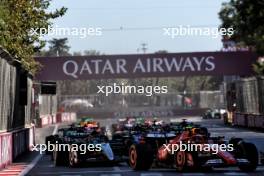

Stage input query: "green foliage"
[
  {"left": 48, "top": 38, "right": 71, "bottom": 56},
  {"left": 84, "top": 50, "right": 101, "bottom": 56},
  {"left": 253, "top": 62, "right": 264, "bottom": 75},
  {"left": 73, "top": 51, "right": 82, "bottom": 56},
  {"left": 0, "top": 0, "right": 67, "bottom": 74},
  {"left": 219, "top": 0, "right": 264, "bottom": 74}
]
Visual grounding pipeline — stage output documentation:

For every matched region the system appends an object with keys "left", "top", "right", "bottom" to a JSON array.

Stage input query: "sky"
[{"left": 46, "top": 0, "right": 228, "bottom": 54}]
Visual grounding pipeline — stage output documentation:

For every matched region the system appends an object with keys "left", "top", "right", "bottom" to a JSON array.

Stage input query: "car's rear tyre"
[
  {"left": 50, "top": 152, "right": 54, "bottom": 161},
  {"left": 187, "top": 152, "right": 212, "bottom": 172},
  {"left": 238, "top": 142, "right": 258, "bottom": 172},
  {"left": 129, "top": 144, "right": 153, "bottom": 170},
  {"left": 45, "top": 135, "right": 54, "bottom": 155},
  {"left": 69, "top": 149, "right": 81, "bottom": 167},
  {"left": 175, "top": 151, "right": 186, "bottom": 171},
  {"left": 53, "top": 150, "right": 67, "bottom": 166}
]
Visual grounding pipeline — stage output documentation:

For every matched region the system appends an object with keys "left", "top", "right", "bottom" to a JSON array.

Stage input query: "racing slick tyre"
[
  {"left": 175, "top": 151, "right": 187, "bottom": 171},
  {"left": 129, "top": 143, "right": 153, "bottom": 171},
  {"left": 238, "top": 142, "right": 258, "bottom": 172},
  {"left": 53, "top": 150, "right": 68, "bottom": 166},
  {"left": 69, "top": 149, "right": 81, "bottom": 167},
  {"left": 186, "top": 152, "right": 212, "bottom": 172},
  {"left": 45, "top": 135, "right": 54, "bottom": 155},
  {"left": 50, "top": 152, "right": 54, "bottom": 161}
]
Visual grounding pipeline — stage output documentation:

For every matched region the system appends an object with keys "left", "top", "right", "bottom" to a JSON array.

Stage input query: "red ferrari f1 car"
[{"left": 128, "top": 126, "right": 258, "bottom": 172}]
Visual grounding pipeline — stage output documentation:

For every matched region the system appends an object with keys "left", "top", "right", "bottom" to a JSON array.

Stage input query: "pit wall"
[{"left": 0, "top": 126, "right": 35, "bottom": 170}]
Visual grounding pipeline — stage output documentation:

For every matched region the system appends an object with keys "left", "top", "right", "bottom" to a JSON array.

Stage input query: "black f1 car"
[
  {"left": 109, "top": 118, "right": 195, "bottom": 163},
  {"left": 45, "top": 124, "right": 114, "bottom": 167}
]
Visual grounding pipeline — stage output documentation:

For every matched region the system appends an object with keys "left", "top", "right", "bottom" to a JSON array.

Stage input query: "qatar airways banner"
[{"left": 35, "top": 51, "right": 258, "bottom": 80}]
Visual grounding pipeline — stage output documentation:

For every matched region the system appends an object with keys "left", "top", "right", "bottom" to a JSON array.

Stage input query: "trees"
[
  {"left": 48, "top": 38, "right": 71, "bottom": 56},
  {"left": 35, "top": 38, "right": 71, "bottom": 57},
  {"left": 0, "top": 0, "right": 67, "bottom": 74},
  {"left": 84, "top": 50, "right": 101, "bottom": 56},
  {"left": 219, "top": 0, "right": 264, "bottom": 75}
]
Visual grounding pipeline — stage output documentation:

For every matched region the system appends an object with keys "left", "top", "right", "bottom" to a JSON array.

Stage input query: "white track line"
[
  {"left": 19, "top": 124, "right": 59, "bottom": 176},
  {"left": 113, "top": 166, "right": 121, "bottom": 171},
  {"left": 224, "top": 173, "right": 248, "bottom": 176},
  {"left": 19, "top": 154, "right": 42, "bottom": 176},
  {"left": 141, "top": 173, "right": 163, "bottom": 176},
  {"left": 52, "top": 124, "right": 59, "bottom": 135},
  {"left": 182, "top": 173, "right": 205, "bottom": 176},
  {"left": 38, "top": 170, "right": 133, "bottom": 175}
]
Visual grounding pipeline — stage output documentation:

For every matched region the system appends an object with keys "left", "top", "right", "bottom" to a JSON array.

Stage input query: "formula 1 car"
[
  {"left": 110, "top": 118, "right": 182, "bottom": 163},
  {"left": 169, "top": 119, "right": 201, "bottom": 132},
  {"left": 127, "top": 126, "right": 258, "bottom": 172},
  {"left": 111, "top": 117, "right": 144, "bottom": 133},
  {"left": 78, "top": 117, "right": 99, "bottom": 128},
  {"left": 203, "top": 109, "right": 227, "bottom": 119},
  {"left": 45, "top": 125, "right": 114, "bottom": 167}
]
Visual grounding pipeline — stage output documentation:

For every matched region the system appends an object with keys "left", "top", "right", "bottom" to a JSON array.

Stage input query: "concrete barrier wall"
[
  {"left": 61, "top": 113, "right": 76, "bottom": 122},
  {"left": 0, "top": 133, "right": 12, "bottom": 169},
  {"left": 37, "top": 112, "right": 76, "bottom": 127},
  {"left": 233, "top": 112, "right": 264, "bottom": 129},
  {"left": 0, "top": 47, "right": 36, "bottom": 170},
  {"left": 29, "top": 126, "right": 35, "bottom": 148},
  {"left": 39, "top": 114, "right": 54, "bottom": 127},
  {"left": 12, "top": 126, "right": 35, "bottom": 159},
  {"left": 0, "top": 126, "right": 35, "bottom": 169}
]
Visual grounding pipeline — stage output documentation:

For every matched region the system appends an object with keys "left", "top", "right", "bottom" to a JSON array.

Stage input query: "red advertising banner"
[{"left": 35, "top": 51, "right": 258, "bottom": 80}]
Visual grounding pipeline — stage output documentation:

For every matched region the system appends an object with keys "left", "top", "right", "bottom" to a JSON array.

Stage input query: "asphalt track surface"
[{"left": 26, "top": 117, "right": 264, "bottom": 176}]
